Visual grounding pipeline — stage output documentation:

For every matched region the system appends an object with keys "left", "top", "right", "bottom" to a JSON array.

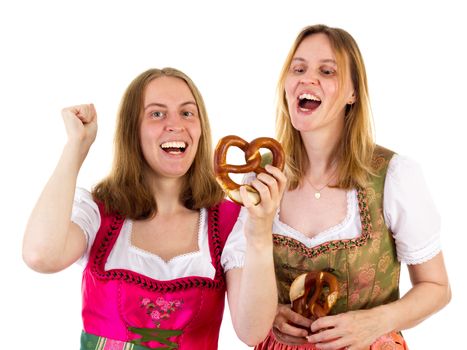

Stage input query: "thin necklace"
[{"left": 304, "top": 171, "right": 336, "bottom": 200}]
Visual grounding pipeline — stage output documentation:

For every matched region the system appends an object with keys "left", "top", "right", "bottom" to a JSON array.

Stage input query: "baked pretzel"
[
  {"left": 214, "top": 135, "right": 285, "bottom": 205},
  {"left": 289, "top": 271, "right": 339, "bottom": 320}
]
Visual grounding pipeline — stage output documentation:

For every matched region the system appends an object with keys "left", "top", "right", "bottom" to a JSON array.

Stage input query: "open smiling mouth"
[
  {"left": 160, "top": 141, "right": 187, "bottom": 154},
  {"left": 298, "top": 93, "right": 321, "bottom": 112}
]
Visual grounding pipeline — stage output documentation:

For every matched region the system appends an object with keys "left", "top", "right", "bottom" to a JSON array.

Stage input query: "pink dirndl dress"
[{"left": 81, "top": 200, "right": 240, "bottom": 350}]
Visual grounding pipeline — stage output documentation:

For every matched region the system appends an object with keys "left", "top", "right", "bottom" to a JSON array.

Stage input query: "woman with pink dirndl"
[{"left": 23, "top": 68, "right": 286, "bottom": 349}]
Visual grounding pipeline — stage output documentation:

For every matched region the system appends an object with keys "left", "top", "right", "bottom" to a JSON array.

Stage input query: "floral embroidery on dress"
[
  {"left": 372, "top": 155, "right": 386, "bottom": 172},
  {"left": 354, "top": 263, "right": 376, "bottom": 288},
  {"left": 140, "top": 296, "right": 184, "bottom": 328},
  {"left": 378, "top": 253, "right": 392, "bottom": 273},
  {"left": 125, "top": 297, "right": 185, "bottom": 349}
]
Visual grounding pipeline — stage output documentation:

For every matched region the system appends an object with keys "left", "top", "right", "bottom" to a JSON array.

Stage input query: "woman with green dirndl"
[{"left": 254, "top": 24, "right": 451, "bottom": 350}]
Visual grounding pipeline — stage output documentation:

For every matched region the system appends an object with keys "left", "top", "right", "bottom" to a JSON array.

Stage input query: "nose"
[
  {"left": 164, "top": 114, "right": 185, "bottom": 133},
  {"left": 299, "top": 71, "right": 319, "bottom": 86},
  {"left": 165, "top": 124, "right": 184, "bottom": 132}
]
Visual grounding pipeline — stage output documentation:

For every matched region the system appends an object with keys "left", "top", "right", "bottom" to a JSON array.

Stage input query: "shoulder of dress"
[
  {"left": 363, "top": 144, "right": 398, "bottom": 197},
  {"left": 370, "top": 144, "right": 398, "bottom": 177},
  {"left": 207, "top": 200, "right": 241, "bottom": 242},
  {"left": 372, "top": 144, "right": 396, "bottom": 161}
]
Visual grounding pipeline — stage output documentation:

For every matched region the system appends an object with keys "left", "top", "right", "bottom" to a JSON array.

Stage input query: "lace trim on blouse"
[
  {"left": 126, "top": 209, "right": 206, "bottom": 264},
  {"left": 273, "top": 190, "right": 359, "bottom": 248}
]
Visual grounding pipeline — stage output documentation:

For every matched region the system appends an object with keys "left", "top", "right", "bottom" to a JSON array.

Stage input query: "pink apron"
[{"left": 81, "top": 200, "right": 240, "bottom": 349}]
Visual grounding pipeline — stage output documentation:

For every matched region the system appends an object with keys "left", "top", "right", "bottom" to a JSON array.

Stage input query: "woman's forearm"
[
  {"left": 22, "top": 142, "right": 86, "bottom": 272},
  {"left": 229, "top": 164, "right": 286, "bottom": 345},
  {"left": 378, "top": 279, "right": 451, "bottom": 334},
  {"left": 228, "top": 235, "right": 277, "bottom": 346},
  {"left": 374, "top": 253, "right": 451, "bottom": 335}
]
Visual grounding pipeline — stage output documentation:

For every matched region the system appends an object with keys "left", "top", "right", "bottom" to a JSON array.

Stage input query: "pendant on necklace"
[{"left": 314, "top": 192, "right": 321, "bottom": 199}]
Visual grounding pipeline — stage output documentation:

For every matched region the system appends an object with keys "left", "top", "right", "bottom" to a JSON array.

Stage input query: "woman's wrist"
[
  {"left": 372, "top": 303, "right": 398, "bottom": 335},
  {"left": 63, "top": 140, "right": 90, "bottom": 167},
  {"left": 244, "top": 228, "right": 273, "bottom": 250}
]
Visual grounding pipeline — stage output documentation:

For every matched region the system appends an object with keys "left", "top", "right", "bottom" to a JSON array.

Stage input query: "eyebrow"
[
  {"left": 144, "top": 101, "right": 197, "bottom": 110},
  {"left": 292, "top": 57, "right": 337, "bottom": 65}
]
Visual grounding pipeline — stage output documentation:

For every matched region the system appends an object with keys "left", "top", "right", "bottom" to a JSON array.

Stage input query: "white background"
[{"left": 1, "top": 0, "right": 465, "bottom": 348}]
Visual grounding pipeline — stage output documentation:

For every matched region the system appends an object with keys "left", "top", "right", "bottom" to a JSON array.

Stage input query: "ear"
[{"left": 347, "top": 91, "right": 356, "bottom": 105}]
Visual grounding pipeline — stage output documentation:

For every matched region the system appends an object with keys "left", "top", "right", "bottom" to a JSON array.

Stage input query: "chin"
[
  {"left": 291, "top": 120, "right": 314, "bottom": 132},
  {"left": 167, "top": 167, "right": 191, "bottom": 178}
]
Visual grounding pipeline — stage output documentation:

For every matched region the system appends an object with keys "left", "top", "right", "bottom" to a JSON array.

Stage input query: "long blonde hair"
[
  {"left": 276, "top": 24, "right": 375, "bottom": 190},
  {"left": 93, "top": 68, "right": 224, "bottom": 219}
]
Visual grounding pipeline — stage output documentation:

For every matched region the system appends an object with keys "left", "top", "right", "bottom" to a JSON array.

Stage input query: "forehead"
[
  {"left": 144, "top": 76, "right": 195, "bottom": 104},
  {"left": 294, "top": 33, "right": 336, "bottom": 63}
]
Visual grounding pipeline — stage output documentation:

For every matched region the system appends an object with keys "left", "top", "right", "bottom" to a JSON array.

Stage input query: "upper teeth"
[
  {"left": 161, "top": 141, "right": 186, "bottom": 148},
  {"left": 299, "top": 93, "right": 320, "bottom": 101}
]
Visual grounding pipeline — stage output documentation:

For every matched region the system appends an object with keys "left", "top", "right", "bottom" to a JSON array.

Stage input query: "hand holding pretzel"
[
  {"left": 214, "top": 135, "right": 285, "bottom": 205},
  {"left": 289, "top": 271, "right": 339, "bottom": 320}
]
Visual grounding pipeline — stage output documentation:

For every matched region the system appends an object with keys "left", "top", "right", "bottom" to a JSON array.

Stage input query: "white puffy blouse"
[
  {"left": 72, "top": 190, "right": 247, "bottom": 281},
  {"left": 72, "top": 154, "right": 441, "bottom": 281}
]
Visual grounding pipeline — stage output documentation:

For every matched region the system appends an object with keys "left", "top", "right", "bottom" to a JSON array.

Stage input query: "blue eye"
[{"left": 182, "top": 111, "right": 194, "bottom": 118}]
